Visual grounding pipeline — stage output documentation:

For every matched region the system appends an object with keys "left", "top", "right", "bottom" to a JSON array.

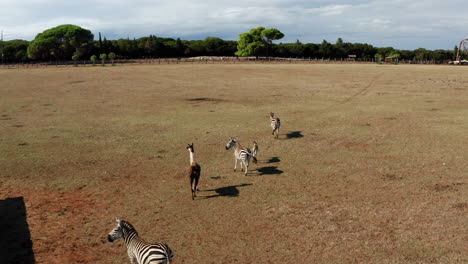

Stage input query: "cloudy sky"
[{"left": 1, "top": 0, "right": 466, "bottom": 50}]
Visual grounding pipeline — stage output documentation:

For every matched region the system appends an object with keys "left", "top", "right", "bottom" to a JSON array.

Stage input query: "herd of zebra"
[{"left": 107, "top": 112, "right": 281, "bottom": 264}]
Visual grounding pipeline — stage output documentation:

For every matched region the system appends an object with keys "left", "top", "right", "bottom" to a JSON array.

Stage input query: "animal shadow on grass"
[
  {"left": 256, "top": 166, "right": 284, "bottom": 176},
  {"left": 200, "top": 183, "right": 253, "bottom": 199},
  {"left": 265, "top": 157, "right": 281, "bottom": 163},
  {"left": 0, "top": 197, "right": 35, "bottom": 264},
  {"left": 285, "top": 131, "right": 304, "bottom": 139}
]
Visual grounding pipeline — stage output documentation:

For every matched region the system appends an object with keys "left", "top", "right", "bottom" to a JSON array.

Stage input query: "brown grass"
[{"left": 0, "top": 64, "right": 467, "bottom": 263}]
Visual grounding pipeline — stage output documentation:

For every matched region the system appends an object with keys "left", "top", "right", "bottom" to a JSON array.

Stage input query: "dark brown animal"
[{"left": 187, "top": 143, "right": 201, "bottom": 200}]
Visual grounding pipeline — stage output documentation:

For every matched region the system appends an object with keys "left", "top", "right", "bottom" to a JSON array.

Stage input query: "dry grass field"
[{"left": 1, "top": 63, "right": 467, "bottom": 263}]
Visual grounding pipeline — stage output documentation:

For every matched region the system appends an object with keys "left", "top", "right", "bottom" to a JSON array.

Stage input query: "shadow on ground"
[
  {"left": 285, "top": 131, "right": 304, "bottom": 139},
  {"left": 0, "top": 197, "right": 35, "bottom": 264},
  {"left": 200, "top": 183, "right": 253, "bottom": 199},
  {"left": 265, "top": 157, "right": 281, "bottom": 163},
  {"left": 256, "top": 166, "right": 284, "bottom": 175}
]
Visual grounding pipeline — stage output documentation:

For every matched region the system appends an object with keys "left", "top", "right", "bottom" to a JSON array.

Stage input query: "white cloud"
[{"left": 0, "top": 0, "right": 466, "bottom": 49}]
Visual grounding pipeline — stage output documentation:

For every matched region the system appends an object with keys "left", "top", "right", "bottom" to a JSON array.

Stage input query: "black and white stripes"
[
  {"left": 270, "top": 112, "right": 281, "bottom": 139},
  {"left": 225, "top": 137, "right": 252, "bottom": 176},
  {"left": 108, "top": 218, "right": 173, "bottom": 264}
]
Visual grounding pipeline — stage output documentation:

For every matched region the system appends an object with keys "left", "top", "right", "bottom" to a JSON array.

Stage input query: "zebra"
[
  {"left": 270, "top": 112, "right": 281, "bottom": 139},
  {"left": 225, "top": 137, "right": 252, "bottom": 175},
  {"left": 186, "top": 143, "right": 201, "bottom": 200},
  {"left": 108, "top": 218, "right": 173, "bottom": 264},
  {"left": 251, "top": 141, "right": 258, "bottom": 164}
]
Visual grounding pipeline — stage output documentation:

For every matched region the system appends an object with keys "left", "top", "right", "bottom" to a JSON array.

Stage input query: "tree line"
[{"left": 0, "top": 24, "right": 461, "bottom": 64}]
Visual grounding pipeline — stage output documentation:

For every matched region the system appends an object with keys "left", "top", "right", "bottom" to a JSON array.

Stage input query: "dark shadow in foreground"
[
  {"left": 200, "top": 183, "right": 253, "bottom": 199},
  {"left": 265, "top": 157, "right": 281, "bottom": 163},
  {"left": 0, "top": 197, "right": 35, "bottom": 264},
  {"left": 256, "top": 166, "right": 284, "bottom": 175},
  {"left": 286, "top": 131, "right": 304, "bottom": 139}
]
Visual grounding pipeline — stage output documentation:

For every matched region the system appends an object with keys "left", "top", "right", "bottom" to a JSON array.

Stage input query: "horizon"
[{"left": 1, "top": 0, "right": 466, "bottom": 50}]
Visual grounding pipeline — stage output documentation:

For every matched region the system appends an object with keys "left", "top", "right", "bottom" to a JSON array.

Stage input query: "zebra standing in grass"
[
  {"left": 225, "top": 137, "right": 252, "bottom": 176},
  {"left": 251, "top": 141, "right": 258, "bottom": 164},
  {"left": 108, "top": 218, "right": 173, "bottom": 264},
  {"left": 270, "top": 112, "right": 281, "bottom": 139}
]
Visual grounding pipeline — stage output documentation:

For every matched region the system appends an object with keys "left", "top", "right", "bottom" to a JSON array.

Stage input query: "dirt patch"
[
  {"left": 0, "top": 188, "right": 110, "bottom": 264},
  {"left": 432, "top": 183, "right": 464, "bottom": 192},
  {"left": 452, "top": 202, "right": 467, "bottom": 209},
  {"left": 382, "top": 173, "right": 403, "bottom": 181}
]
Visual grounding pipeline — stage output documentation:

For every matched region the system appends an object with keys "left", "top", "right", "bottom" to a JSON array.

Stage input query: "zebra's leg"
[
  {"left": 243, "top": 160, "right": 249, "bottom": 175},
  {"left": 234, "top": 157, "right": 237, "bottom": 171}
]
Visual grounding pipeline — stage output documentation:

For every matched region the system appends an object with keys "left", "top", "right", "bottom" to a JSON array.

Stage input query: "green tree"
[
  {"left": 27, "top": 24, "right": 93, "bottom": 61},
  {"left": 414, "top": 48, "right": 429, "bottom": 61},
  {"left": 100, "top": 53, "right": 107, "bottom": 66},
  {"left": 72, "top": 52, "right": 79, "bottom": 66},
  {"left": 334, "top": 38, "right": 346, "bottom": 58},
  {"left": 90, "top": 55, "right": 97, "bottom": 65},
  {"left": 319, "top": 40, "right": 333, "bottom": 58},
  {"left": 175, "top": 38, "right": 185, "bottom": 57},
  {"left": 261, "top": 28, "right": 284, "bottom": 57},
  {"left": 108, "top": 52, "right": 116, "bottom": 65},
  {"left": 2, "top": 39, "right": 29, "bottom": 62},
  {"left": 15, "top": 50, "right": 27, "bottom": 62},
  {"left": 235, "top": 27, "right": 265, "bottom": 57},
  {"left": 375, "top": 53, "right": 384, "bottom": 63}
]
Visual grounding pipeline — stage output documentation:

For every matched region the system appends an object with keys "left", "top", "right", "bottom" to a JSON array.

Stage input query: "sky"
[{"left": 1, "top": 0, "right": 466, "bottom": 50}]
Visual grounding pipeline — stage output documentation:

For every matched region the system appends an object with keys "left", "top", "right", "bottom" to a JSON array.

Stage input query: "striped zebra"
[
  {"left": 270, "top": 112, "right": 281, "bottom": 139},
  {"left": 108, "top": 218, "right": 173, "bottom": 264},
  {"left": 225, "top": 137, "right": 252, "bottom": 175},
  {"left": 251, "top": 141, "right": 258, "bottom": 164}
]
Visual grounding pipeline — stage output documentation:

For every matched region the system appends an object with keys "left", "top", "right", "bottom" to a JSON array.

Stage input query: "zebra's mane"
[{"left": 120, "top": 220, "right": 138, "bottom": 235}]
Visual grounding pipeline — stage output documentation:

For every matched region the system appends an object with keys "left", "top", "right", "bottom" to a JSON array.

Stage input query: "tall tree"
[
  {"left": 261, "top": 28, "right": 284, "bottom": 57},
  {"left": 27, "top": 24, "right": 93, "bottom": 61},
  {"left": 235, "top": 28, "right": 265, "bottom": 57},
  {"left": 1, "top": 39, "right": 29, "bottom": 62},
  {"left": 319, "top": 40, "right": 333, "bottom": 58}
]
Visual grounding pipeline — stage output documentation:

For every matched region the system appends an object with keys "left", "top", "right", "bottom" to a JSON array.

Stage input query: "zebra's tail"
[{"left": 252, "top": 156, "right": 258, "bottom": 164}]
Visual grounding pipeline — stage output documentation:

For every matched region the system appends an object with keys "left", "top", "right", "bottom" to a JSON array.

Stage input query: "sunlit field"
[{"left": 1, "top": 63, "right": 467, "bottom": 263}]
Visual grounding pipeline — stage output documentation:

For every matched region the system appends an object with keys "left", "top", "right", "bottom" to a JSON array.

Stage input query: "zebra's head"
[
  {"left": 225, "top": 137, "right": 237, "bottom": 150},
  {"left": 108, "top": 218, "right": 136, "bottom": 242},
  {"left": 186, "top": 143, "right": 194, "bottom": 153},
  {"left": 270, "top": 112, "right": 275, "bottom": 118}
]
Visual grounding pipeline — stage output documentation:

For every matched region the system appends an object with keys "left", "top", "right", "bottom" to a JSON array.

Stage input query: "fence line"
[{"left": 0, "top": 57, "right": 453, "bottom": 69}]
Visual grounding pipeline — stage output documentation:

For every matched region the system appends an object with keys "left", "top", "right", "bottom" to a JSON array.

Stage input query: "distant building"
[{"left": 385, "top": 57, "right": 398, "bottom": 63}]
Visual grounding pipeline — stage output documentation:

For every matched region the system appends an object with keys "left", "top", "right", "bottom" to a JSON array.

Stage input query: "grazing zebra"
[
  {"left": 186, "top": 143, "right": 201, "bottom": 200},
  {"left": 251, "top": 141, "right": 258, "bottom": 164},
  {"left": 225, "top": 137, "right": 252, "bottom": 175},
  {"left": 270, "top": 112, "right": 281, "bottom": 139},
  {"left": 108, "top": 218, "right": 173, "bottom": 264}
]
